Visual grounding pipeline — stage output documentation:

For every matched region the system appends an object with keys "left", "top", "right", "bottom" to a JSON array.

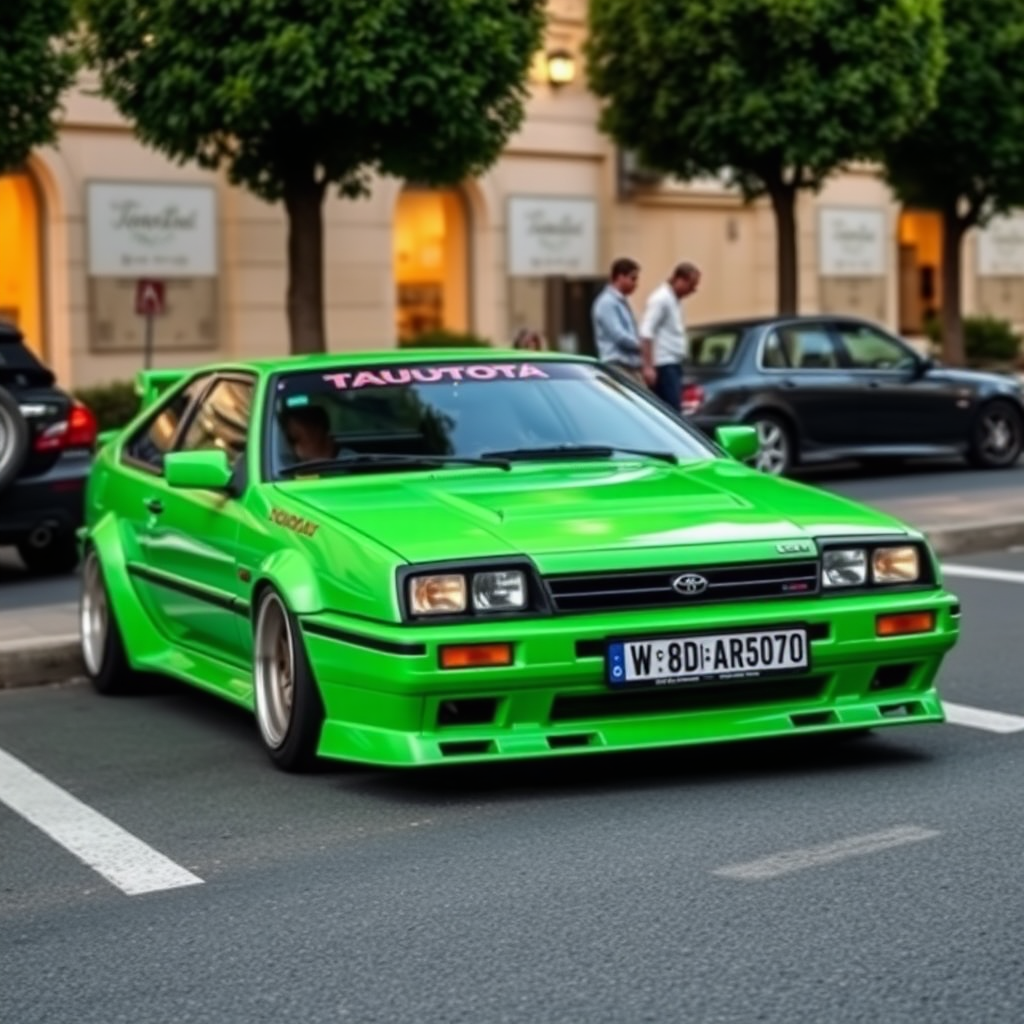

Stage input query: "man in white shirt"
[{"left": 639, "top": 262, "right": 701, "bottom": 412}]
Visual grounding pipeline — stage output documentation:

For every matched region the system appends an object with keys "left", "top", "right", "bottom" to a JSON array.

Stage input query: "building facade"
[{"left": 3, "top": 0, "right": 1024, "bottom": 389}]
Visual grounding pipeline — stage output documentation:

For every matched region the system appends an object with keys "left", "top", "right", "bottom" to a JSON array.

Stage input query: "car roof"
[
  {"left": 689, "top": 313, "right": 877, "bottom": 334},
  {"left": 185, "top": 348, "right": 598, "bottom": 377}
]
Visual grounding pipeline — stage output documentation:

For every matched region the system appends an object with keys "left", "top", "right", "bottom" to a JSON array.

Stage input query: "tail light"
[
  {"left": 681, "top": 382, "right": 705, "bottom": 416},
  {"left": 34, "top": 402, "right": 99, "bottom": 453}
]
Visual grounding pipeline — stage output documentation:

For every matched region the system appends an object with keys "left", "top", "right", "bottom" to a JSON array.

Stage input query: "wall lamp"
[{"left": 545, "top": 48, "right": 576, "bottom": 88}]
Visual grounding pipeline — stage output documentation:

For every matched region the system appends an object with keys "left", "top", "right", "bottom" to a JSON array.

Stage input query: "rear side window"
[
  {"left": 689, "top": 330, "right": 742, "bottom": 367},
  {"left": 124, "top": 374, "right": 212, "bottom": 471},
  {"left": 0, "top": 325, "right": 55, "bottom": 388}
]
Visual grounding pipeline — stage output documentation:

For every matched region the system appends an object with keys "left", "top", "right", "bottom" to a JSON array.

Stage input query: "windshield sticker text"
[
  {"left": 321, "top": 364, "right": 550, "bottom": 390},
  {"left": 270, "top": 507, "right": 320, "bottom": 537}
]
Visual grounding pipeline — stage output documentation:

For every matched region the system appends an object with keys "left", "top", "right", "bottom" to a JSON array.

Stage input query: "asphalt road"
[
  {"left": 3, "top": 550, "right": 1024, "bottom": 1023},
  {"left": 3, "top": 457, "right": 1023, "bottom": 612}
]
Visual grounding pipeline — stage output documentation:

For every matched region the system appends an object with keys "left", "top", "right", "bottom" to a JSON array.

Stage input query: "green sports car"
[{"left": 79, "top": 350, "right": 960, "bottom": 772}]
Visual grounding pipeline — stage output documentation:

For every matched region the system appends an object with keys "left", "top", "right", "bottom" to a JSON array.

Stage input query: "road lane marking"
[
  {"left": 713, "top": 825, "right": 940, "bottom": 881},
  {"left": 942, "top": 564, "right": 1024, "bottom": 585},
  {"left": 943, "top": 702, "right": 1024, "bottom": 734},
  {"left": 0, "top": 746, "right": 203, "bottom": 896}
]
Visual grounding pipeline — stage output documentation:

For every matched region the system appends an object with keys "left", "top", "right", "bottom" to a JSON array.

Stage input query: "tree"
[
  {"left": 78, "top": 0, "right": 546, "bottom": 354},
  {"left": 585, "top": 0, "right": 945, "bottom": 315},
  {"left": 880, "top": 0, "right": 1024, "bottom": 367},
  {"left": 0, "top": 1, "right": 78, "bottom": 174}
]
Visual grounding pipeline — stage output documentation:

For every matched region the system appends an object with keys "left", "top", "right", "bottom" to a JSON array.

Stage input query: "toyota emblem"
[{"left": 672, "top": 573, "right": 709, "bottom": 596}]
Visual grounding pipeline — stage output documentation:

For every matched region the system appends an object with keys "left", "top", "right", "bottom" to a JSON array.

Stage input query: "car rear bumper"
[
  {"left": 0, "top": 453, "right": 89, "bottom": 544},
  {"left": 299, "top": 589, "right": 960, "bottom": 767},
  {"left": 689, "top": 413, "right": 736, "bottom": 436}
]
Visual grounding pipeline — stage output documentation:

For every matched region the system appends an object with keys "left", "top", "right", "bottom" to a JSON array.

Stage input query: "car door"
[
  {"left": 133, "top": 374, "right": 257, "bottom": 672},
  {"left": 831, "top": 320, "right": 965, "bottom": 446},
  {"left": 758, "top": 322, "right": 857, "bottom": 447}
]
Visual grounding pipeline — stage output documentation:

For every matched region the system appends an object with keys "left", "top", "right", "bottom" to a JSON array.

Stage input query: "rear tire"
[
  {"left": 747, "top": 412, "right": 797, "bottom": 475},
  {"left": 253, "top": 588, "right": 325, "bottom": 773},
  {"left": 0, "top": 386, "right": 28, "bottom": 493},
  {"left": 967, "top": 399, "right": 1024, "bottom": 469},
  {"left": 18, "top": 531, "right": 80, "bottom": 575},
  {"left": 80, "top": 549, "right": 143, "bottom": 695}
]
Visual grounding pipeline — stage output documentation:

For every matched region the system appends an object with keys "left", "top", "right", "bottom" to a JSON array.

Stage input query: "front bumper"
[{"left": 299, "top": 588, "right": 960, "bottom": 767}]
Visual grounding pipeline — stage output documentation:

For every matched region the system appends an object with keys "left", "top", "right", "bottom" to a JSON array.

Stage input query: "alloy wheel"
[
  {"left": 979, "top": 407, "right": 1021, "bottom": 465},
  {"left": 80, "top": 553, "right": 109, "bottom": 676},
  {"left": 752, "top": 419, "right": 791, "bottom": 475},
  {"left": 254, "top": 593, "right": 296, "bottom": 750}
]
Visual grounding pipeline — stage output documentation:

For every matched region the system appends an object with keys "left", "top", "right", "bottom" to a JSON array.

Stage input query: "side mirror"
[
  {"left": 164, "top": 449, "right": 234, "bottom": 490},
  {"left": 715, "top": 424, "right": 759, "bottom": 462}
]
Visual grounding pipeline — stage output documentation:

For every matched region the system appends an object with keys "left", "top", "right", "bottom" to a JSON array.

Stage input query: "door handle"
[
  {"left": 145, "top": 498, "right": 164, "bottom": 515},
  {"left": 780, "top": 378, "right": 797, "bottom": 388}
]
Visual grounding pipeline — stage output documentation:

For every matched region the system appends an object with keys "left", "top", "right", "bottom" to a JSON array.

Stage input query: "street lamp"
[{"left": 546, "top": 48, "right": 576, "bottom": 88}]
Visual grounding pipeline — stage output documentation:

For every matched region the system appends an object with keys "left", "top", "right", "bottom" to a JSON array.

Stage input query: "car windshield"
[{"left": 268, "top": 358, "right": 718, "bottom": 479}]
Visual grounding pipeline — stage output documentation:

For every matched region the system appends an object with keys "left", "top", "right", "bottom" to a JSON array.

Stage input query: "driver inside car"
[{"left": 280, "top": 403, "right": 336, "bottom": 463}]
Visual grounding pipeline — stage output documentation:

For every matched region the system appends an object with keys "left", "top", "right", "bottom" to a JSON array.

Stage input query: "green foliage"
[
  {"left": 398, "top": 329, "right": 492, "bottom": 349},
  {"left": 0, "top": 1, "right": 79, "bottom": 173},
  {"left": 924, "top": 315, "right": 1021, "bottom": 365},
  {"left": 585, "top": 0, "right": 946, "bottom": 200},
  {"left": 881, "top": 0, "right": 1024, "bottom": 225},
  {"left": 73, "top": 380, "right": 139, "bottom": 431},
  {"left": 77, "top": 0, "right": 546, "bottom": 203}
]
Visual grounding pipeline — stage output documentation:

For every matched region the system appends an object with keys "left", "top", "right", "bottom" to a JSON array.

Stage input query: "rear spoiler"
[{"left": 135, "top": 369, "right": 189, "bottom": 411}]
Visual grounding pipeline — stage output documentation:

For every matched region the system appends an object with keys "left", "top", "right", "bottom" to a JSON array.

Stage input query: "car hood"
[{"left": 273, "top": 460, "right": 915, "bottom": 570}]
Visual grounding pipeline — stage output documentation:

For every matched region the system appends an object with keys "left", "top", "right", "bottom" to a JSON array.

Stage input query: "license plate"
[{"left": 606, "top": 627, "right": 809, "bottom": 688}]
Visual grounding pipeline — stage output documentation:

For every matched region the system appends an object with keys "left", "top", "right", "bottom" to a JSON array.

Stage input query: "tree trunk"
[
  {"left": 768, "top": 183, "right": 799, "bottom": 315},
  {"left": 283, "top": 174, "right": 328, "bottom": 355},
  {"left": 939, "top": 207, "right": 966, "bottom": 367}
]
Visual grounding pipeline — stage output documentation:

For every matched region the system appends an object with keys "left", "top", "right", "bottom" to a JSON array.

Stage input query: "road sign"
[{"left": 135, "top": 279, "right": 166, "bottom": 317}]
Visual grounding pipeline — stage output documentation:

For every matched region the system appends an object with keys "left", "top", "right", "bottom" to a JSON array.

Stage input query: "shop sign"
[
  {"left": 818, "top": 207, "right": 886, "bottom": 277},
  {"left": 87, "top": 181, "right": 217, "bottom": 277},
  {"left": 978, "top": 213, "right": 1024, "bottom": 276},
  {"left": 507, "top": 196, "right": 598, "bottom": 277}
]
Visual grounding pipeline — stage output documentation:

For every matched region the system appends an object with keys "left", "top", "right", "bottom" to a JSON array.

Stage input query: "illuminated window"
[
  {"left": 0, "top": 172, "right": 43, "bottom": 357},
  {"left": 393, "top": 188, "right": 469, "bottom": 342}
]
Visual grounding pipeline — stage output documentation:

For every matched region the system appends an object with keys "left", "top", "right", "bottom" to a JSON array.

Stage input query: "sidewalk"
[{"left": 4, "top": 488, "right": 1024, "bottom": 690}]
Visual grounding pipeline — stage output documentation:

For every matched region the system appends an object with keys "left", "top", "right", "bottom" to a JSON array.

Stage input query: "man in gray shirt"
[{"left": 591, "top": 257, "right": 644, "bottom": 384}]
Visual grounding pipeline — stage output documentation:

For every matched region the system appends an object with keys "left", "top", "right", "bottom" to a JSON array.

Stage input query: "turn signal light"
[
  {"left": 439, "top": 643, "right": 514, "bottom": 670},
  {"left": 876, "top": 611, "right": 936, "bottom": 637}
]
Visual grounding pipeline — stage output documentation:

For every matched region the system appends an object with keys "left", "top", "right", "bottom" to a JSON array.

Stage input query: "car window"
[
  {"left": 781, "top": 326, "right": 839, "bottom": 370},
  {"left": 0, "top": 324, "right": 55, "bottom": 388},
  {"left": 761, "top": 331, "right": 791, "bottom": 369},
  {"left": 268, "top": 359, "right": 718, "bottom": 477},
  {"left": 835, "top": 323, "right": 917, "bottom": 370},
  {"left": 124, "top": 374, "right": 213, "bottom": 471},
  {"left": 178, "top": 377, "right": 255, "bottom": 465},
  {"left": 689, "top": 329, "right": 742, "bottom": 367}
]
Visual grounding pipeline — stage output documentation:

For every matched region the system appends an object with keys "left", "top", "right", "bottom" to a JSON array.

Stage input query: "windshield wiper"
[
  {"left": 278, "top": 452, "right": 511, "bottom": 477},
  {"left": 480, "top": 445, "right": 678, "bottom": 465}
]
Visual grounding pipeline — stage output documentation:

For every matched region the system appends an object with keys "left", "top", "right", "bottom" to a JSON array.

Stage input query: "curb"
[
  {"left": 0, "top": 634, "right": 83, "bottom": 690},
  {"left": 2, "top": 517, "right": 1024, "bottom": 691}
]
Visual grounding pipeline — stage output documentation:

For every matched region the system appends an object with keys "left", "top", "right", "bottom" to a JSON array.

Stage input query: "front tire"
[
  {"left": 967, "top": 399, "right": 1024, "bottom": 469},
  {"left": 253, "top": 588, "right": 325, "bottom": 772},
  {"left": 80, "top": 549, "right": 143, "bottom": 695}
]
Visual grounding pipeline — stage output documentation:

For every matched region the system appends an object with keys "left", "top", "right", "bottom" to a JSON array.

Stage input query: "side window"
[
  {"left": 783, "top": 326, "right": 839, "bottom": 370},
  {"left": 836, "top": 324, "right": 916, "bottom": 370},
  {"left": 124, "top": 374, "right": 213, "bottom": 471},
  {"left": 178, "top": 377, "right": 255, "bottom": 466},
  {"left": 761, "top": 331, "right": 791, "bottom": 369}
]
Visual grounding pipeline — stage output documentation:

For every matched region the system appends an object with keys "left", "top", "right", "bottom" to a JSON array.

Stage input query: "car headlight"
[
  {"left": 409, "top": 574, "right": 467, "bottom": 615},
  {"left": 872, "top": 545, "right": 920, "bottom": 584},
  {"left": 472, "top": 570, "right": 527, "bottom": 610},
  {"left": 822, "top": 548, "right": 868, "bottom": 588},
  {"left": 406, "top": 568, "right": 530, "bottom": 616}
]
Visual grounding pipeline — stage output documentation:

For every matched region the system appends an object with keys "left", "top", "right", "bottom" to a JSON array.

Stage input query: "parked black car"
[
  {"left": 0, "top": 322, "right": 96, "bottom": 573},
  {"left": 682, "top": 314, "right": 1024, "bottom": 475}
]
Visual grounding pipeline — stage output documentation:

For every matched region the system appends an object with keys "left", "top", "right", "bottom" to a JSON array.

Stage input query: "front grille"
[{"left": 545, "top": 559, "right": 820, "bottom": 613}]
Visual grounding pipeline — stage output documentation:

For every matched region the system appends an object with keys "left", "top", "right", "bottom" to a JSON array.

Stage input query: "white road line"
[
  {"left": 943, "top": 702, "right": 1024, "bottom": 734},
  {"left": 0, "top": 747, "right": 203, "bottom": 896},
  {"left": 713, "top": 825, "right": 940, "bottom": 881},
  {"left": 942, "top": 564, "right": 1024, "bottom": 585}
]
